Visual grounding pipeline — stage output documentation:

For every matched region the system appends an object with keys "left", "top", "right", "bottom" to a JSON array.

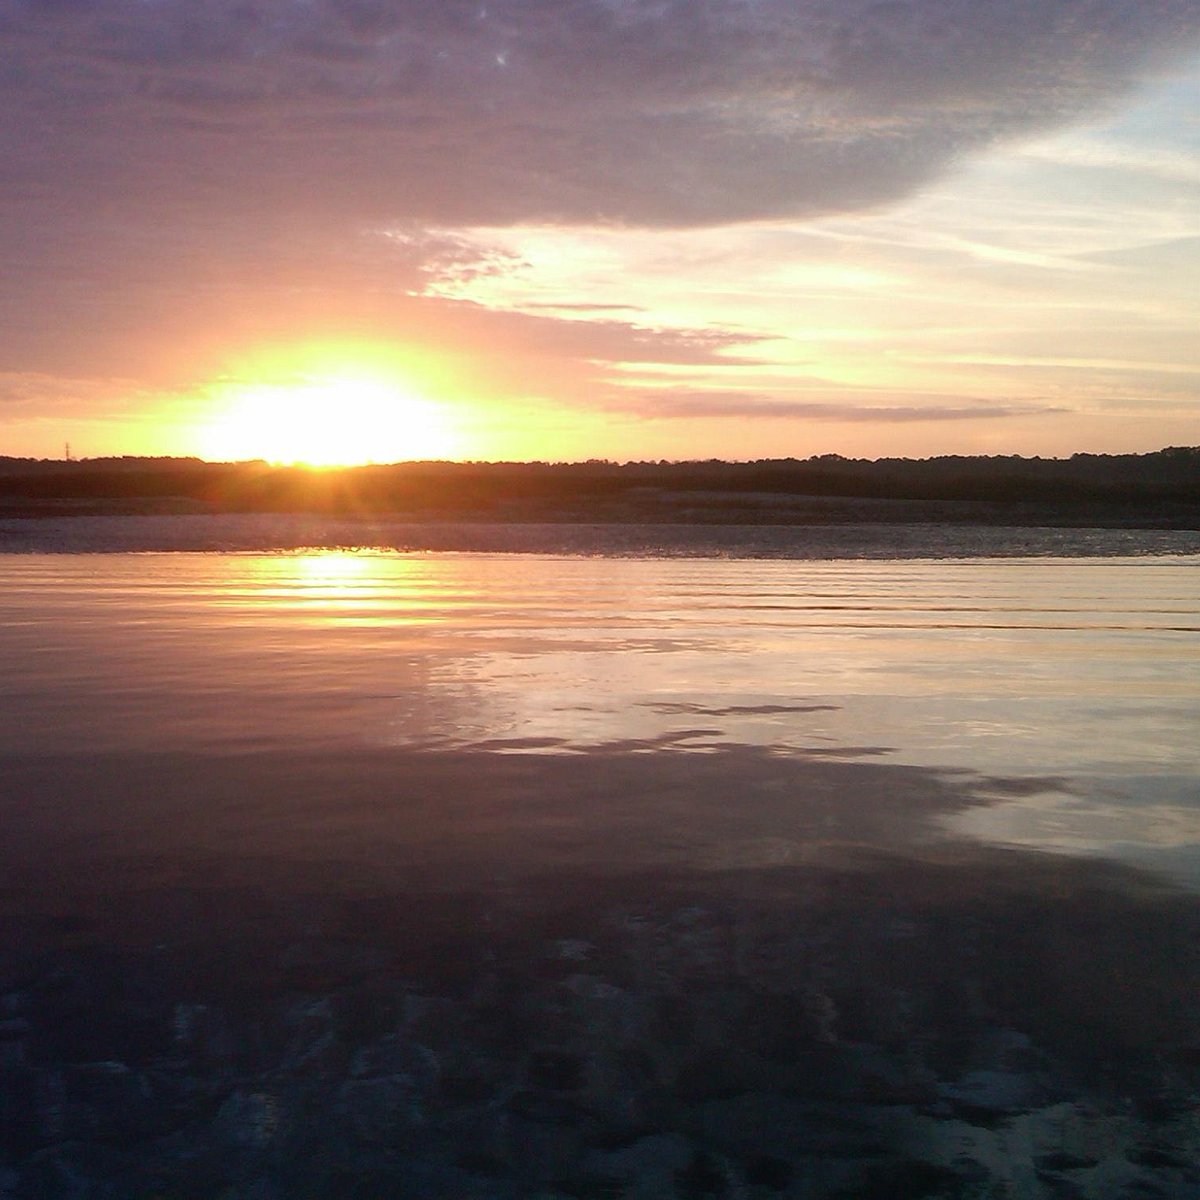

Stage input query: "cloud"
[
  {"left": 624, "top": 389, "right": 1068, "bottom": 422},
  {"left": 4, "top": 0, "right": 1199, "bottom": 233},
  {"left": 0, "top": 371, "right": 147, "bottom": 421},
  {"left": 1021, "top": 140, "right": 1200, "bottom": 186}
]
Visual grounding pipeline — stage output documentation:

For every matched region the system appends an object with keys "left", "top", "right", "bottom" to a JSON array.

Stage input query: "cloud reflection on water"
[{"left": 0, "top": 549, "right": 1197, "bottom": 878}]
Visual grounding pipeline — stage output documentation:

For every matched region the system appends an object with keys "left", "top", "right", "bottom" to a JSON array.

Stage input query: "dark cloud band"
[
  {"left": 623, "top": 389, "right": 1068, "bottom": 422},
  {"left": 5, "top": 0, "right": 1199, "bottom": 229}
]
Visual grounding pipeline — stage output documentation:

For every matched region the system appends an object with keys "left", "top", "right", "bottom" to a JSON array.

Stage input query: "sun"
[{"left": 197, "top": 371, "right": 462, "bottom": 466}]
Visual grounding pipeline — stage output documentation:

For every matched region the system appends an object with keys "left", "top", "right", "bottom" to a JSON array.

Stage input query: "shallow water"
[
  {"left": 4, "top": 541, "right": 1200, "bottom": 1195},
  {"left": 3, "top": 511, "right": 1200, "bottom": 557},
  {"left": 2, "top": 548, "right": 1197, "bottom": 882}
]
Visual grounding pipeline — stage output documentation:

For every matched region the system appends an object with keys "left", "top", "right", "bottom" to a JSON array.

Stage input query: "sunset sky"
[{"left": 2, "top": 0, "right": 1198, "bottom": 464}]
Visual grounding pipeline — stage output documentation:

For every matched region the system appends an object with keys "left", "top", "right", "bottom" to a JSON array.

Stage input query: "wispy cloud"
[
  {"left": 619, "top": 389, "right": 1067, "bottom": 423},
  {"left": 1018, "top": 140, "right": 1200, "bottom": 185}
]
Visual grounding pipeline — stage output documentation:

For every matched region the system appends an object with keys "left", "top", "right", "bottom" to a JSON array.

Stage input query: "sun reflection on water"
[
  {"left": 242, "top": 550, "right": 414, "bottom": 619},
  {"left": 1, "top": 553, "right": 1197, "bottom": 879}
]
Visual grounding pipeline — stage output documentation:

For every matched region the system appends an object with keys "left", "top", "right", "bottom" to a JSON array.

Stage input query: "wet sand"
[{"left": 3, "top": 745, "right": 1200, "bottom": 1198}]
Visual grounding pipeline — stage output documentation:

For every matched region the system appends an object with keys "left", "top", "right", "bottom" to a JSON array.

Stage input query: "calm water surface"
[{"left": 2, "top": 549, "right": 1197, "bottom": 882}]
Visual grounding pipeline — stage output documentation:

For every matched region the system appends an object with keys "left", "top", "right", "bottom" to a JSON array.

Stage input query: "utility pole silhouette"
[{"left": 64, "top": 442, "right": 73, "bottom": 462}]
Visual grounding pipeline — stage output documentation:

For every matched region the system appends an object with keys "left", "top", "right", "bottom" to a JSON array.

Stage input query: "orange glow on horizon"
[{"left": 194, "top": 345, "right": 466, "bottom": 465}]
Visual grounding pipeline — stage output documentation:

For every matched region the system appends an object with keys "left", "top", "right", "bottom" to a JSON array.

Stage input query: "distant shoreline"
[{"left": 0, "top": 447, "right": 1198, "bottom": 530}]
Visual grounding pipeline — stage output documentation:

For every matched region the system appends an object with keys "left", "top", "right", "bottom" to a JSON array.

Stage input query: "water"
[
  {"left": 2, "top": 545, "right": 1197, "bottom": 881},
  {"left": 4, "top": 533, "right": 1200, "bottom": 1194},
  {"left": 3, "top": 511, "right": 1200, "bottom": 557}
]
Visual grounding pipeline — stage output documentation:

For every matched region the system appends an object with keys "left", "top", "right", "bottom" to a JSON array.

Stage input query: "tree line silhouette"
[{"left": 0, "top": 447, "right": 1196, "bottom": 526}]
